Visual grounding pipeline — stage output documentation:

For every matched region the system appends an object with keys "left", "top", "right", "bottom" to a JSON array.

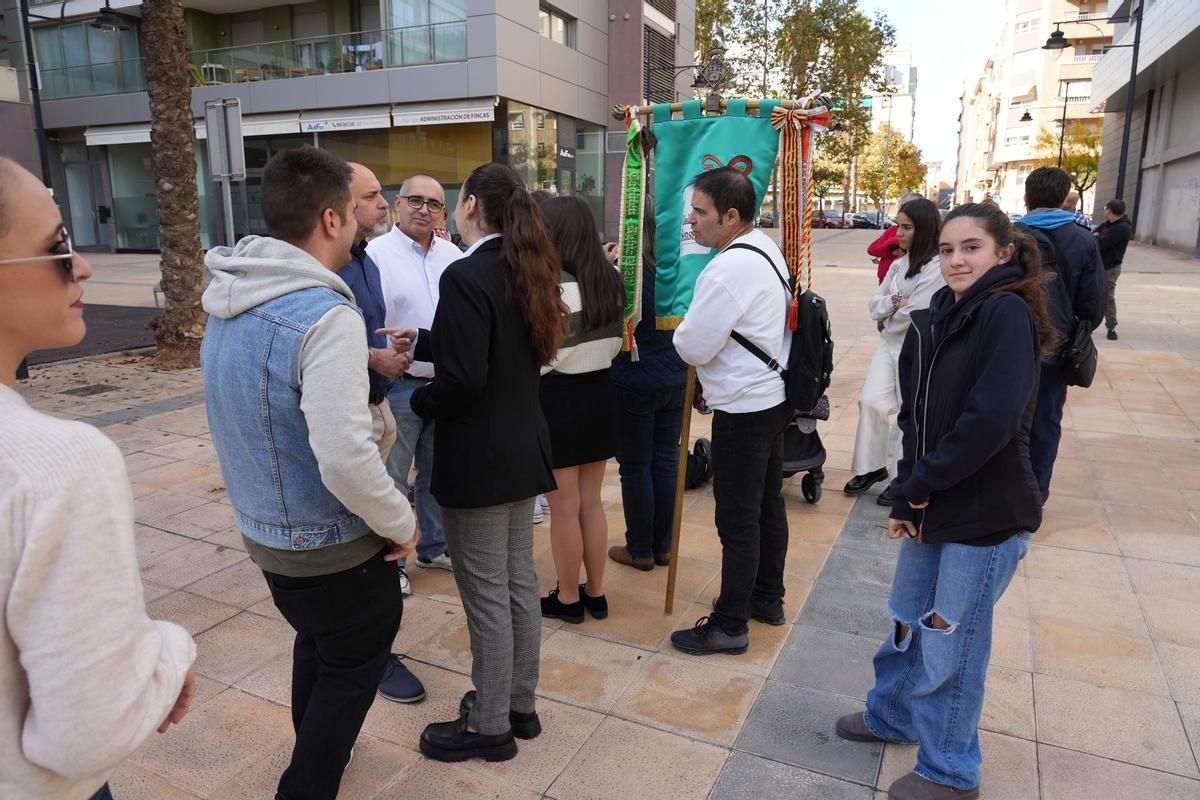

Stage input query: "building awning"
[
  {"left": 84, "top": 123, "right": 152, "bottom": 146},
  {"left": 300, "top": 106, "right": 391, "bottom": 133},
  {"left": 194, "top": 112, "right": 301, "bottom": 139},
  {"left": 391, "top": 99, "right": 496, "bottom": 127}
]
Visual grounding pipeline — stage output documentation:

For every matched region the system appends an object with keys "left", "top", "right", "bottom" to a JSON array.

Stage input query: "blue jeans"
[
  {"left": 89, "top": 785, "right": 114, "bottom": 800},
  {"left": 1030, "top": 363, "right": 1067, "bottom": 501},
  {"left": 864, "top": 532, "right": 1031, "bottom": 790},
  {"left": 385, "top": 375, "right": 446, "bottom": 561},
  {"left": 613, "top": 383, "right": 685, "bottom": 558}
]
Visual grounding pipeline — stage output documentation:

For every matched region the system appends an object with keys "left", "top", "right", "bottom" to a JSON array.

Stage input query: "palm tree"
[{"left": 142, "top": 0, "right": 206, "bottom": 367}]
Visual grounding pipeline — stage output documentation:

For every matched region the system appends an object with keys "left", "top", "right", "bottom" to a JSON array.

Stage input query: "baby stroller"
[{"left": 782, "top": 395, "right": 829, "bottom": 503}]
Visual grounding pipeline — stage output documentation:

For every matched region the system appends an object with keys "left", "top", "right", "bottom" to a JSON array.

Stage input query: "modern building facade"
[
  {"left": 3, "top": 0, "right": 694, "bottom": 252},
  {"left": 955, "top": 0, "right": 1113, "bottom": 215},
  {"left": 0, "top": 9, "right": 41, "bottom": 178},
  {"left": 1091, "top": 0, "right": 1199, "bottom": 255},
  {"left": 867, "top": 47, "right": 916, "bottom": 142}
]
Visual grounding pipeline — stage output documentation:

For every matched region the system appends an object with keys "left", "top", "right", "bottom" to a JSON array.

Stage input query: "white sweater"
[
  {"left": 0, "top": 384, "right": 195, "bottom": 799},
  {"left": 868, "top": 254, "right": 946, "bottom": 343},
  {"left": 674, "top": 229, "right": 791, "bottom": 413}
]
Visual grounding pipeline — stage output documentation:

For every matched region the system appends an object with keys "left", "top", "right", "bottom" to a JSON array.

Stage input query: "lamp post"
[{"left": 1043, "top": 4, "right": 1144, "bottom": 200}]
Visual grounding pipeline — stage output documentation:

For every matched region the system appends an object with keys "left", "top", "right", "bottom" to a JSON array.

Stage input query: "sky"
[{"left": 858, "top": 0, "right": 1004, "bottom": 180}]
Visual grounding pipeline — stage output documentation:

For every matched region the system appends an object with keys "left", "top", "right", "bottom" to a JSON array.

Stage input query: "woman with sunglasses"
[{"left": 0, "top": 157, "right": 196, "bottom": 800}]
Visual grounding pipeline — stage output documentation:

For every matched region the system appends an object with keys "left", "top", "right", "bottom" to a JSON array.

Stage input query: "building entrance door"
[{"left": 61, "top": 143, "right": 112, "bottom": 251}]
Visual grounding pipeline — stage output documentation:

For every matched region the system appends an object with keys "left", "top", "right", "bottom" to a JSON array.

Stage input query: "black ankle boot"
[
  {"left": 541, "top": 586, "right": 584, "bottom": 623},
  {"left": 579, "top": 585, "right": 608, "bottom": 619}
]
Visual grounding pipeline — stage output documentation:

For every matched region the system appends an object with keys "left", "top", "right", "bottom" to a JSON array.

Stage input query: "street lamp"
[
  {"left": 90, "top": 1, "right": 132, "bottom": 32},
  {"left": 649, "top": 44, "right": 732, "bottom": 113},
  {"left": 1043, "top": 5, "right": 1144, "bottom": 200}
]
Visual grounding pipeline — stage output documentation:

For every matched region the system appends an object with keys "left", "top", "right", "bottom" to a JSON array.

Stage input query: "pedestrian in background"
[
  {"left": 1094, "top": 199, "right": 1131, "bottom": 341},
  {"left": 609, "top": 196, "right": 690, "bottom": 572},
  {"left": 535, "top": 195, "right": 624, "bottom": 624},
  {"left": 1061, "top": 190, "right": 1092, "bottom": 231},
  {"left": 0, "top": 156, "right": 196, "bottom": 800},
  {"left": 836, "top": 202, "right": 1052, "bottom": 800},
  {"left": 1017, "top": 167, "right": 1105, "bottom": 501},
  {"left": 409, "top": 163, "right": 566, "bottom": 763},
  {"left": 844, "top": 198, "right": 945, "bottom": 505}
]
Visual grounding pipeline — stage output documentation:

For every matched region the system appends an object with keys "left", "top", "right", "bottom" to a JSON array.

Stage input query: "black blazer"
[{"left": 411, "top": 237, "right": 556, "bottom": 509}]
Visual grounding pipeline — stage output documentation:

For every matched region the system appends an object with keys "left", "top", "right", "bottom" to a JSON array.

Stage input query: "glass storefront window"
[
  {"left": 34, "top": 21, "right": 143, "bottom": 99},
  {"left": 502, "top": 101, "right": 558, "bottom": 194},
  {"left": 575, "top": 122, "right": 605, "bottom": 231},
  {"left": 384, "top": 0, "right": 466, "bottom": 65}
]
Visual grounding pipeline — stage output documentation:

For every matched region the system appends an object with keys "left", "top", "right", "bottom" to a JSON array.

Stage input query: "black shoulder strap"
[{"left": 722, "top": 242, "right": 789, "bottom": 376}]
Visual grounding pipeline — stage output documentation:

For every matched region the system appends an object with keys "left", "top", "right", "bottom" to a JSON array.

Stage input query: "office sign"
[{"left": 393, "top": 104, "right": 496, "bottom": 127}]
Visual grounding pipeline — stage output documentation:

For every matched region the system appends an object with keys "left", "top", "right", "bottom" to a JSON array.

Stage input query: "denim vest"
[{"left": 201, "top": 286, "right": 372, "bottom": 550}]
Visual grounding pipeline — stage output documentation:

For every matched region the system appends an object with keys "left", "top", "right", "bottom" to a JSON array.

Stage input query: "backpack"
[
  {"left": 724, "top": 243, "right": 834, "bottom": 414},
  {"left": 1020, "top": 225, "right": 1098, "bottom": 388}
]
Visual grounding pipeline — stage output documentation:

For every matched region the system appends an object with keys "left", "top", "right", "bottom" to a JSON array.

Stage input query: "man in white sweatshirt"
[
  {"left": 670, "top": 167, "right": 793, "bottom": 656},
  {"left": 200, "top": 146, "right": 418, "bottom": 800}
]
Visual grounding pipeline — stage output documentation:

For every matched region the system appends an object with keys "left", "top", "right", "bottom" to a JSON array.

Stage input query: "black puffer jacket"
[{"left": 889, "top": 265, "right": 1043, "bottom": 546}]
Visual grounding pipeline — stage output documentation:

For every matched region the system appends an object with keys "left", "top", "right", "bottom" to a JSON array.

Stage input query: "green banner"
[{"left": 652, "top": 99, "right": 781, "bottom": 327}]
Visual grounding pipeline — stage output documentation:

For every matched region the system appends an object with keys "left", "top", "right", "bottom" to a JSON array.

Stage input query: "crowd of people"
[{"left": 0, "top": 147, "right": 1128, "bottom": 800}]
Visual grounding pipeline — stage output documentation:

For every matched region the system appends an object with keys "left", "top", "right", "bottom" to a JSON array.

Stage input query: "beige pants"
[{"left": 371, "top": 399, "right": 398, "bottom": 462}]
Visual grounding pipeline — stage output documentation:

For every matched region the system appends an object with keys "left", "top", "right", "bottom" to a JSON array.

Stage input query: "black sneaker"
[
  {"left": 579, "top": 585, "right": 608, "bottom": 620},
  {"left": 877, "top": 486, "right": 894, "bottom": 506},
  {"left": 1107, "top": 327, "right": 1118, "bottom": 340},
  {"left": 459, "top": 690, "right": 542, "bottom": 739},
  {"left": 710, "top": 596, "right": 785, "bottom": 626},
  {"left": 541, "top": 586, "right": 585, "bottom": 624},
  {"left": 419, "top": 716, "right": 517, "bottom": 763},
  {"left": 670, "top": 616, "right": 749, "bottom": 655}
]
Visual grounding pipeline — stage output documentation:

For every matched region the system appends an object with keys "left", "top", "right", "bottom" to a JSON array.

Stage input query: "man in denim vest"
[{"left": 201, "top": 147, "right": 419, "bottom": 800}]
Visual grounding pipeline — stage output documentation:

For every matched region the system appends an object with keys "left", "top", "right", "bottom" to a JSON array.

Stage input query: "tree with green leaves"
[
  {"left": 695, "top": 0, "right": 732, "bottom": 63},
  {"left": 1033, "top": 118, "right": 1102, "bottom": 209},
  {"left": 856, "top": 124, "right": 925, "bottom": 215},
  {"left": 724, "top": 0, "right": 785, "bottom": 97},
  {"left": 812, "top": 156, "right": 846, "bottom": 206},
  {"left": 777, "top": 0, "right": 896, "bottom": 207}
]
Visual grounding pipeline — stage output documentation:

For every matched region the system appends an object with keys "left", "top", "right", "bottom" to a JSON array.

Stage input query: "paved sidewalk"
[{"left": 12, "top": 235, "right": 1200, "bottom": 799}]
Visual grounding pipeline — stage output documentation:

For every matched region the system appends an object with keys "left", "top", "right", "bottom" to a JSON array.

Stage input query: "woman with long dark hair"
[
  {"left": 844, "top": 197, "right": 945, "bottom": 504},
  {"left": 836, "top": 203, "right": 1052, "bottom": 800},
  {"left": 408, "top": 163, "right": 567, "bottom": 763},
  {"left": 534, "top": 195, "right": 625, "bottom": 624}
]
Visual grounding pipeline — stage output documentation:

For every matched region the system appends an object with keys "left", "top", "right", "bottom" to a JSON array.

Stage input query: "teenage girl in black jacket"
[{"left": 834, "top": 203, "right": 1056, "bottom": 800}]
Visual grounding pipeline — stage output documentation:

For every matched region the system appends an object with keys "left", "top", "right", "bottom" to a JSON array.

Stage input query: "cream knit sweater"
[{"left": 0, "top": 384, "right": 196, "bottom": 798}]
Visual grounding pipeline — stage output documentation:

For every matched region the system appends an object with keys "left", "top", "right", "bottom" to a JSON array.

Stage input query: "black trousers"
[
  {"left": 264, "top": 547, "right": 403, "bottom": 800},
  {"left": 710, "top": 402, "right": 792, "bottom": 635}
]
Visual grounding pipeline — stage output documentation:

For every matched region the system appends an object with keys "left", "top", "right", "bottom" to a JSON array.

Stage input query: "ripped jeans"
[{"left": 864, "top": 532, "right": 1031, "bottom": 790}]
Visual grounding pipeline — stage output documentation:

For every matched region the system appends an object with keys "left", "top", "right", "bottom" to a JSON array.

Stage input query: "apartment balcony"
[
  {"left": 38, "top": 21, "right": 466, "bottom": 101},
  {"left": 0, "top": 66, "right": 22, "bottom": 102}
]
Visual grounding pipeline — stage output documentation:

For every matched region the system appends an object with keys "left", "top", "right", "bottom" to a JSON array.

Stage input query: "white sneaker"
[
  {"left": 398, "top": 565, "right": 412, "bottom": 596},
  {"left": 538, "top": 494, "right": 550, "bottom": 513},
  {"left": 532, "top": 501, "right": 544, "bottom": 524},
  {"left": 416, "top": 552, "right": 453, "bottom": 571}
]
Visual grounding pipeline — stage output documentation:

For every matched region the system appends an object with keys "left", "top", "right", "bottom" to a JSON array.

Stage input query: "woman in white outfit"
[{"left": 844, "top": 198, "right": 946, "bottom": 504}]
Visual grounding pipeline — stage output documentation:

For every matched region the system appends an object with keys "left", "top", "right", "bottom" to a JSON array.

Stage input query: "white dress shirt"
[{"left": 367, "top": 225, "right": 463, "bottom": 378}]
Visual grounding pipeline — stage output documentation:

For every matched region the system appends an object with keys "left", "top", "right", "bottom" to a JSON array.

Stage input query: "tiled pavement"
[{"left": 13, "top": 234, "right": 1200, "bottom": 798}]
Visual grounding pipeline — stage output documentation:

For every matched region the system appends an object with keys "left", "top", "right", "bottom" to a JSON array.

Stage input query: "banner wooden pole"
[{"left": 664, "top": 365, "right": 697, "bottom": 615}]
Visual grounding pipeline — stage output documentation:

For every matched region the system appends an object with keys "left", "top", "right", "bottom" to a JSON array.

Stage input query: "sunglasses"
[
  {"left": 401, "top": 195, "right": 445, "bottom": 213},
  {"left": 0, "top": 226, "right": 75, "bottom": 281}
]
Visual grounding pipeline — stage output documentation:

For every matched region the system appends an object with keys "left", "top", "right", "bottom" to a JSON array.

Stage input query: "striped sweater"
[{"left": 544, "top": 270, "right": 623, "bottom": 375}]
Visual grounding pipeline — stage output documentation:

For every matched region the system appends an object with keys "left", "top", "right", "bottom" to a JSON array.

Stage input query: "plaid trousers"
[{"left": 441, "top": 499, "right": 541, "bottom": 735}]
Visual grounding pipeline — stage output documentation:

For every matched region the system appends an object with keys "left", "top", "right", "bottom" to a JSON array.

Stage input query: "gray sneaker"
[
  {"left": 835, "top": 712, "right": 883, "bottom": 743},
  {"left": 887, "top": 772, "right": 979, "bottom": 800},
  {"left": 417, "top": 552, "right": 453, "bottom": 571}
]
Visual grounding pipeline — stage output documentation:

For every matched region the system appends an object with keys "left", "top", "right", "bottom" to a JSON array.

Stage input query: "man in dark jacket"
[
  {"left": 1016, "top": 167, "right": 1105, "bottom": 501},
  {"left": 1094, "top": 199, "right": 1132, "bottom": 340}
]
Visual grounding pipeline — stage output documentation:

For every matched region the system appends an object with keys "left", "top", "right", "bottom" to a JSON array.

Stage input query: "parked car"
[
  {"left": 756, "top": 213, "right": 775, "bottom": 228},
  {"left": 850, "top": 212, "right": 894, "bottom": 229},
  {"left": 812, "top": 209, "right": 854, "bottom": 229}
]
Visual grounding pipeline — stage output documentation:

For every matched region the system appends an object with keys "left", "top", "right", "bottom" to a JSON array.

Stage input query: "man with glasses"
[{"left": 367, "top": 175, "right": 462, "bottom": 587}]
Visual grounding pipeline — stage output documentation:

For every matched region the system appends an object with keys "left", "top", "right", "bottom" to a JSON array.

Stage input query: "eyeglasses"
[
  {"left": 401, "top": 195, "right": 445, "bottom": 213},
  {"left": 0, "top": 226, "right": 75, "bottom": 281}
]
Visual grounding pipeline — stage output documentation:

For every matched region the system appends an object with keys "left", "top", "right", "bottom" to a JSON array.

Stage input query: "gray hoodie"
[{"left": 203, "top": 236, "right": 415, "bottom": 547}]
